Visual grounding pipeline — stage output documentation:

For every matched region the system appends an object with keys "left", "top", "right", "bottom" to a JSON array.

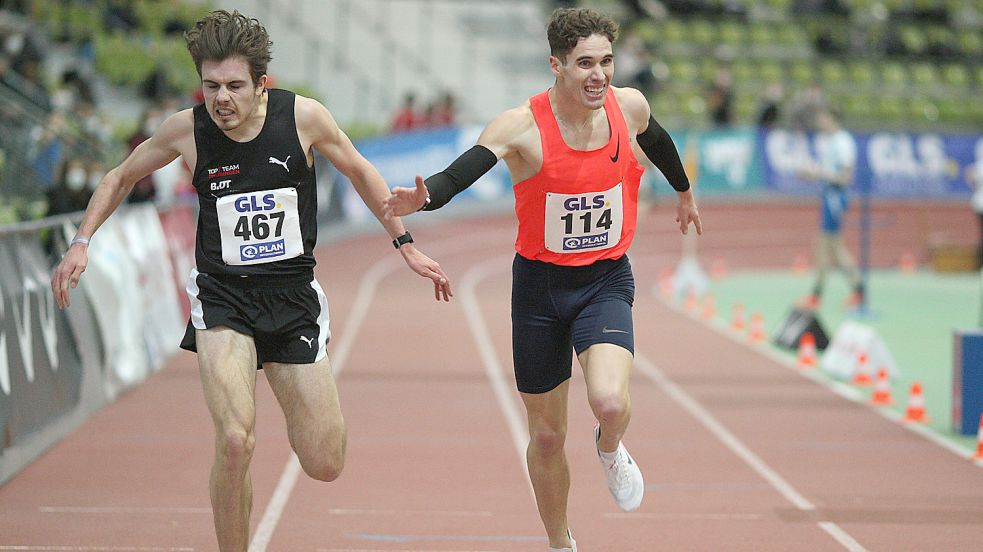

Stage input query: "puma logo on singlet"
[
  {"left": 269, "top": 155, "right": 291, "bottom": 172},
  {"left": 609, "top": 135, "right": 620, "bottom": 163},
  {"left": 299, "top": 335, "right": 314, "bottom": 348}
]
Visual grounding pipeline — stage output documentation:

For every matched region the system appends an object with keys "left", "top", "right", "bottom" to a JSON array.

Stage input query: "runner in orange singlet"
[{"left": 384, "top": 8, "right": 701, "bottom": 551}]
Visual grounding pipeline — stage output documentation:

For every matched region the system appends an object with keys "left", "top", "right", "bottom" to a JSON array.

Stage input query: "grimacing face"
[
  {"left": 200, "top": 57, "right": 267, "bottom": 131},
  {"left": 551, "top": 34, "right": 614, "bottom": 111}
]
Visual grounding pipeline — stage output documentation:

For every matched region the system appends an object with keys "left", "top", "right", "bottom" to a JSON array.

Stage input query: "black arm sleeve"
[
  {"left": 637, "top": 115, "right": 691, "bottom": 192},
  {"left": 422, "top": 145, "right": 499, "bottom": 211}
]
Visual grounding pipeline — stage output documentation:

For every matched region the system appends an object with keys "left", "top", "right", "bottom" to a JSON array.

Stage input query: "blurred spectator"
[
  {"left": 391, "top": 92, "right": 422, "bottom": 132},
  {"left": 126, "top": 107, "right": 162, "bottom": 204},
  {"left": 427, "top": 91, "right": 456, "bottom": 128},
  {"left": 707, "top": 65, "right": 733, "bottom": 127},
  {"left": 51, "top": 67, "right": 96, "bottom": 111},
  {"left": 788, "top": 82, "right": 828, "bottom": 131},
  {"left": 46, "top": 157, "right": 91, "bottom": 215},
  {"left": 613, "top": 33, "right": 657, "bottom": 96},
  {"left": 796, "top": 107, "right": 864, "bottom": 309},
  {"left": 29, "top": 111, "right": 68, "bottom": 189},
  {"left": 756, "top": 82, "right": 783, "bottom": 129},
  {"left": 76, "top": 100, "right": 113, "bottom": 147}
]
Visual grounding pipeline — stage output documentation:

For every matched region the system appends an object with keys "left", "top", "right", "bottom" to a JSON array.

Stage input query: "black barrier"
[
  {"left": 773, "top": 307, "right": 830, "bottom": 351},
  {"left": 0, "top": 232, "right": 83, "bottom": 452}
]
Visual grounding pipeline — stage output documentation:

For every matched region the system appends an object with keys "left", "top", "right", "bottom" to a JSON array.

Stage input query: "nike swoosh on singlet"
[
  {"left": 610, "top": 135, "right": 620, "bottom": 163},
  {"left": 602, "top": 326, "right": 629, "bottom": 334}
]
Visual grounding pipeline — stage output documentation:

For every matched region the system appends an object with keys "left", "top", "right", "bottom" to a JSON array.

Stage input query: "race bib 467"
[
  {"left": 216, "top": 187, "right": 303, "bottom": 265},
  {"left": 544, "top": 183, "right": 623, "bottom": 253}
]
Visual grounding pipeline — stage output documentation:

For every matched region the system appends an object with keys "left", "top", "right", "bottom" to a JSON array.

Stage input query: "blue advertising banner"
[
  {"left": 694, "top": 128, "right": 763, "bottom": 194},
  {"left": 632, "top": 129, "right": 765, "bottom": 196},
  {"left": 337, "top": 126, "right": 513, "bottom": 221},
  {"left": 762, "top": 129, "right": 980, "bottom": 198}
]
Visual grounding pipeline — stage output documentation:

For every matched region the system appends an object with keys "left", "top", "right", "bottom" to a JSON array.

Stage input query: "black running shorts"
[
  {"left": 179, "top": 268, "right": 330, "bottom": 367},
  {"left": 511, "top": 254, "right": 635, "bottom": 394}
]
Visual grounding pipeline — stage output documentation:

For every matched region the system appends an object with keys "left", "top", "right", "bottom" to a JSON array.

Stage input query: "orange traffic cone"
[
  {"left": 685, "top": 289, "right": 699, "bottom": 312},
  {"left": 748, "top": 312, "right": 766, "bottom": 343},
  {"left": 793, "top": 254, "right": 810, "bottom": 275},
  {"left": 904, "top": 381, "right": 927, "bottom": 423},
  {"left": 870, "top": 367, "right": 893, "bottom": 405},
  {"left": 899, "top": 252, "right": 917, "bottom": 273},
  {"left": 731, "top": 303, "right": 746, "bottom": 331},
  {"left": 851, "top": 352, "right": 872, "bottom": 386},
  {"left": 973, "top": 413, "right": 983, "bottom": 462},
  {"left": 711, "top": 258, "right": 728, "bottom": 280},
  {"left": 797, "top": 332, "right": 817, "bottom": 369},
  {"left": 702, "top": 293, "right": 717, "bottom": 320},
  {"left": 658, "top": 269, "right": 674, "bottom": 299}
]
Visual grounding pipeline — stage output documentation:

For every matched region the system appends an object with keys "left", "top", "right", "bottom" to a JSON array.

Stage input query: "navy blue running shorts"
[
  {"left": 511, "top": 253, "right": 635, "bottom": 394},
  {"left": 179, "top": 268, "right": 331, "bottom": 368}
]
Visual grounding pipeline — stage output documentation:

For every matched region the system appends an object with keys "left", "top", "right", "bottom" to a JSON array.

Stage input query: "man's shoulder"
[
  {"left": 157, "top": 108, "right": 195, "bottom": 141},
  {"left": 488, "top": 101, "right": 537, "bottom": 136},
  {"left": 611, "top": 86, "right": 650, "bottom": 127}
]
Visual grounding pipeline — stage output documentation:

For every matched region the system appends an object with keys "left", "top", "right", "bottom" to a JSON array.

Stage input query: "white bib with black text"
[
  {"left": 544, "top": 182, "right": 623, "bottom": 253},
  {"left": 216, "top": 187, "right": 303, "bottom": 265}
]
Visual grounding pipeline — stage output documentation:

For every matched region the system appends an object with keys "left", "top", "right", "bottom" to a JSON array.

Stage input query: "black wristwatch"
[{"left": 392, "top": 231, "right": 414, "bottom": 249}]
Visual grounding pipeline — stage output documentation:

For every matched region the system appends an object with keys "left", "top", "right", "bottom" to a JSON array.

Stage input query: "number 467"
[{"left": 234, "top": 212, "right": 285, "bottom": 241}]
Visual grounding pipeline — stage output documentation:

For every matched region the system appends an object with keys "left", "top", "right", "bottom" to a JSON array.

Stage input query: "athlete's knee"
[
  {"left": 528, "top": 420, "right": 567, "bottom": 457},
  {"left": 298, "top": 428, "right": 346, "bottom": 482},
  {"left": 216, "top": 426, "right": 255, "bottom": 472},
  {"left": 301, "top": 454, "right": 344, "bottom": 482},
  {"left": 590, "top": 391, "right": 630, "bottom": 425}
]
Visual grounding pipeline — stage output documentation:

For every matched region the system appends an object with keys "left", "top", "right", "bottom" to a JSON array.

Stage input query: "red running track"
[{"left": 1, "top": 202, "right": 981, "bottom": 551}]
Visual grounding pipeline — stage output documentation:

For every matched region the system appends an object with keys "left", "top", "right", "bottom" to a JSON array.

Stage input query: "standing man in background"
[
  {"left": 799, "top": 107, "right": 864, "bottom": 308},
  {"left": 51, "top": 10, "right": 452, "bottom": 551},
  {"left": 384, "top": 8, "right": 701, "bottom": 551}
]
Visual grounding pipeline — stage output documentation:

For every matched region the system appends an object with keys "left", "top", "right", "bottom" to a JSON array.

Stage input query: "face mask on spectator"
[{"left": 66, "top": 168, "right": 86, "bottom": 191}]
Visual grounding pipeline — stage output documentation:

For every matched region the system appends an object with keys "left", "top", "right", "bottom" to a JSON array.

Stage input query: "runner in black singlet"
[{"left": 50, "top": 10, "right": 452, "bottom": 551}]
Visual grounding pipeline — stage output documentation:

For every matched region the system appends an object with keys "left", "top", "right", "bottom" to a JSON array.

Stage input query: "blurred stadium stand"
[{"left": 0, "top": 0, "right": 981, "bottom": 224}]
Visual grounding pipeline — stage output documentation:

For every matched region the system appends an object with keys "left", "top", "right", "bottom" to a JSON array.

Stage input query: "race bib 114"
[
  {"left": 216, "top": 187, "right": 303, "bottom": 265},
  {"left": 544, "top": 183, "right": 623, "bottom": 253}
]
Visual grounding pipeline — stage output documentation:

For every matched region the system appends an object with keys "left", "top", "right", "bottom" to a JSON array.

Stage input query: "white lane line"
[
  {"left": 655, "top": 285, "right": 980, "bottom": 462},
  {"left": 459, "top": 256, "right": 534, "bottom": 496},
  {"left": 39, "top": 506, "right": 211, "bottom": 514},
  {"left": 633, "top": 352, "right": 867, "bottom": 552},
  {"left": 249, "top": 231, "right": 511, "bottom": 551}
]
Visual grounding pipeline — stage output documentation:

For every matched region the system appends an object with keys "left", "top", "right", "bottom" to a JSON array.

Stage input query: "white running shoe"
[
  {"left": 595, "top": 424, "right": 644, "bottom": 512},
  {"left": 548, "top": 529, "right": 576, "bottom": 552}
]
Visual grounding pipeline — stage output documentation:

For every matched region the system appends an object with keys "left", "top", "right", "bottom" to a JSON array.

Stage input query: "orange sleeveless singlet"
[{"left": 513, "top": 88, "right": 644, "bottom": 266}]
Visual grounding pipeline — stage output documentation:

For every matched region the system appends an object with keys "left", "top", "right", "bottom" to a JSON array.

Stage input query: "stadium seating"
[{"left": 623, "top": 1, "right": 983, "bottom": 130}]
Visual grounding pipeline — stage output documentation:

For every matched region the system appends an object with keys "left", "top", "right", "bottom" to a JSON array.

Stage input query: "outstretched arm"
[
  {"left": 382, "top": 107, "right": 526, "bottom": 218},
  {"left": 51, "top": 110, "right": 188, "bottom": 309},
  {"left": 301, "top": 97, "right": 452, "bottom": 301},
  {"left": 622, "top": 87, "right": 702, "bottom": 236}
]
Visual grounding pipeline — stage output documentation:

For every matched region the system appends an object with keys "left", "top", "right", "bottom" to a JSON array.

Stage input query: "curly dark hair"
[
  {"left": 185, "top": 10, "right": 272, "bottom": 86},
  {"left": 546, "top": 7, "right": 619, "bottom": 62}
]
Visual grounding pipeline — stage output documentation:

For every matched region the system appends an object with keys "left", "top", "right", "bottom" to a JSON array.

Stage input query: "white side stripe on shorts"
[
  {"left": 187, "top": 267, "right": 205, "bottom": 329},
  {"left": 310, "top": 278, "right": 331, "bottom": 363}
]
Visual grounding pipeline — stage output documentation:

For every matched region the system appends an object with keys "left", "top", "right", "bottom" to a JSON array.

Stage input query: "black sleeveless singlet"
[{"left": 191, "top": 88, "right": 317, "bottom": 280}]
